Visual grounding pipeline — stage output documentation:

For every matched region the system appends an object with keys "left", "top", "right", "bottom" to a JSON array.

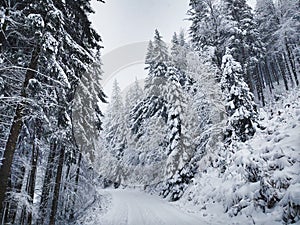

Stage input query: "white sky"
[
  {"left": 90, "top": 0, "right": 257, "bottom": 106},
  {"left": 90, "top": 0, "right": 190, "bottom": 54}
]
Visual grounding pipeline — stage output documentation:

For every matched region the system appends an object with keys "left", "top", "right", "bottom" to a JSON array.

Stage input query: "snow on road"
[{"left": 97, "top": 189, "right": 206, "bottom": 225}]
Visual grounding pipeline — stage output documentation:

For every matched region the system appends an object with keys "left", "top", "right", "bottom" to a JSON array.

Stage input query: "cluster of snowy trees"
[
  {"left": 0, "top": 0, "right": 106, "bottom": 224},
  {"left": 99, "top": 29, "right": 223, "bottom": 200},
  {"left": 99, "top": 0, "right": 299, "bottom": 223},
  {"left": 186, "top": 1, "right": 299, "bottom": 223},
  {"left": 189, "top": 0, "right": 299, "bottom": 105}
]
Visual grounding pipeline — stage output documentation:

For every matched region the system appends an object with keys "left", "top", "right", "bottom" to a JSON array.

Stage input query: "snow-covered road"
[{"left": 97, "top": 189, "right": 206, "bottom": 225}]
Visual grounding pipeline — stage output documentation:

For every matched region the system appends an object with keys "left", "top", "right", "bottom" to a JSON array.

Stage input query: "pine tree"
[
  {"left": 104, "top": 80, "right": 127, "bottom": 160},
  {"left": 145, "top": 40, "right": 154, "bottom": 68},
  {"left": 188, "top": 0, "right": 220, "bottom": 49},
  {"left": 254, "top": 0, "right": 281, "bottom": 96},
  {"left": 254, "top": 0, "right": 299, "bottom": 96},
  {"left": 221, "top": 49, "right": 257, "bottom": 143},
  {"left": 131, "top": 30, "right": 170, "bottom": 138},
  {"left": 170, "top": 31, "right": 188, "bottom": 84},
  {"left": 146, "top": 29, "right": 169, "bottom": 78},
  {"left": 161, "top": 68, "right": 195, "bottom": 201},
  {"left": 274, "top": 0, "right": 299, "bottom": 87}
]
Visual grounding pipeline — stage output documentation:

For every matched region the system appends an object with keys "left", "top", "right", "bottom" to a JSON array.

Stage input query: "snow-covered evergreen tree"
[
  {"left": 131, "top": 30, "right": 170, "bottom": 139},
  {"left": 188, "top": 0, "right": 221, "bottom": 50},
  {"left": 104, "top": 80, "right": 127, "bottom": 160},
  {"left": 221, "top": 49, "right": 257, "bottom": 143},
  {"left": 171, "top": 31, "right": 188, "bottom": 75},
  {"left": 161, "top": 68, "right": 195, "bottom": 201}
]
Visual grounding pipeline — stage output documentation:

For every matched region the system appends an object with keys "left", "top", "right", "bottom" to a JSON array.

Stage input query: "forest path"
[{"left": 97, "top": 188, "right": 206, "bottom": 225}]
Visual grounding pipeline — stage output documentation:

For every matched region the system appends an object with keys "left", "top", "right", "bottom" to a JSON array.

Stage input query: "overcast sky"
[
  {"left": 90, "top": 0, "right": 257, "bottom": 105},
  {"left": 91, "top": 0, "right": 256, "bottom": 53},
  {"left": 90, "top": 0, "right": 190, "bottom": 54}
]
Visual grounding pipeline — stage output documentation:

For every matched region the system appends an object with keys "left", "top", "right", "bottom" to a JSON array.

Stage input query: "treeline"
[
  {"left": 189, "top": 0, "right": 299, "bottom": 105},
  {"left": 0, "top": 0, "right": 106, "bottom": 224}
]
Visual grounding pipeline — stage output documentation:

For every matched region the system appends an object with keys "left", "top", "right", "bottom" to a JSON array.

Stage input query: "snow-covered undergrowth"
[
  {"left": 74, "top": 189, "right": 112, "bottom": 225},
  {"left": 176, "top": 88, "right": 300, "bottom": 224}
]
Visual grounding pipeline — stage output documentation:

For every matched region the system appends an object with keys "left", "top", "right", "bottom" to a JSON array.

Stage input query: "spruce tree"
[
  {"left": 104, "top": 80, "right": 127, "bottom": 160},
  {"left": 161, "top": 68, "right": 194, "bottom": 201},
  {"left": 170, "top": 31, "right": 188, "bottom": 83},
  {"left": 131, "top": 30, "right": 170, "bottom": 138},
  {"left": 221, "top": 48, "right": 257, "bottom": 143}
]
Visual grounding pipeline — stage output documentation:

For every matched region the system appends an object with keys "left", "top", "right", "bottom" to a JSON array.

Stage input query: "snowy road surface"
[{"left": 98, "top": 189, "right": 206, "bottom": 225}]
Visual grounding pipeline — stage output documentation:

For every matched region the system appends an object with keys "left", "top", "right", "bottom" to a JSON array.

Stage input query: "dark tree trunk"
[
  {"left": 264, "top": 59, "right": 274, "bottom": 92},
  {"left": 285, "top": 40, "right": 299, "bottom": 86},
  {"left": 256, "top": 65, "right": 265, "bottom": 106},
  {"left": 0, "top": 45, "right": 40, "bottom": 218},
  {"left": 49, "top": 145, "right": 65, "bottom": 225},
  {"left": 27, "top": 120, "right": 40, "bottom": 225},
  {"left": 270, "top": 56, "right": 280, "bottom": 85},
  {"left": 70, "top": 152, "right": 82, "bottom": 220},
  {"left": 275, "top": 54, "right": 289, "bottom": 91},
  {"left": 282, "top": 52, "right": 294, "bottom": 87},
  {"left": 38, "top": 139, "right": 57, "bottom": 225}
]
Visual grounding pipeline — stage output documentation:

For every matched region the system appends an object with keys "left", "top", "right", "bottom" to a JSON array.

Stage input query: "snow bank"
[{"left": 176, "top": 88, "right": 300, "bottom": 224}]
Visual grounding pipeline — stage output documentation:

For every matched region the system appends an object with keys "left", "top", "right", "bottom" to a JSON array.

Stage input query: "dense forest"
[
  {"left": 0, "top": 0, "right": 299, "bottom": 224},
  {"left": 0, "top": 0, "right": 106, "bottom": 224}
]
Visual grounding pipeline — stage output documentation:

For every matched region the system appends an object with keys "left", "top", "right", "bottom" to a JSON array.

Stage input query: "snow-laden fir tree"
[
  {"left": 124, "top": 78, "right": 144, "bottom": 116},
  {"left": 188, "top": 0, "right": 221, "bottom": 50},
  {"left": 255, "top": 0, "right": 279, "bottom": 46},
  {"left": 161, "top": 67, "right": 195, "bottom": 201},
  {"left": 171, "top": 31, "right": 188, "bottom": 75},
  {"left": 104, "top": 79, "right": 127, "bottom": 160},
  {"left": 131, "top": 30, "right": 170, "bottom": 138},
  {"left": 221, "top": 48, "right": 257, "bottom": 143},
  {"left": 272, "top": 0, "right": 299, "bottom": 87},
  {"left": 72, "top": 53, "right": 107, "bottom": 162},
  {"left": 221, "top": 0, "right": 264, "bottom": 93}
]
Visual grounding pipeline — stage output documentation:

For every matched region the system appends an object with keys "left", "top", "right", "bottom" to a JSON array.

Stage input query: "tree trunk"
[
  {"left": 256, "top": 65, "right": 265, "bottom": 106},
  {"left": 285, "top": 40, "right": 299, "bottom": 86},
  {"left": 270, "top": 56, "right": 280, "bottom": 85},
  {"left": 70, "top": 152, "right": 82, "bottom": 220},
  {"left": 0, "top": 45, "right": 40, "bottom": 218},
  {"left": 264, "top": 59, "right": 274, "bottom": 92},
  {"left": 38, "top": 138, "right": 57, "bottom": 225},
  {"left": 282, "top": 52, "right": 294, "bottom": 87},
  {"left": 49, "top": 145, "right": 65, "bottom": 225},
  {"left": 275, "top": 54, "right": 289, "bottom": 91},
  {"left": 27, "top": 120, "right": 40, "bottom": 225}
]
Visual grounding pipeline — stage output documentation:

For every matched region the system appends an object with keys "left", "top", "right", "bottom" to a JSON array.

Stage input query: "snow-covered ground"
[
  {"left": 77, "top": 188, "right": 206, "bottom": 225},
  {"left": 78, "top": 88, "right": 300, "bottom": 225},
  {"left": 176, "top": 87, "right": 300, "bottom": 224}
]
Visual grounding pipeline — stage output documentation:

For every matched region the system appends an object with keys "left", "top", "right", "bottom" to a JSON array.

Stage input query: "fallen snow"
[
  {"left": 78, "top": 188, "right": 207, "bottom": 225},
  {"left": 80, "top": 89, "right": 300, "bottom": 225},
  {"left": 175, "top": 87, "right": 300, "bottom": 224}
]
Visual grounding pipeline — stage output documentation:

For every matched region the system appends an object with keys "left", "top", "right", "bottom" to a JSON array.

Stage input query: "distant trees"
[
  {"left": 189, "top": 0, "right": 299, "bottom": 107},
  {"left": 255, "top": 0, "right": 300, "bottom": 93},
  {"left": 103, "top": 79, "right": 127, "bottom": 160},
  {"left": 98, "top": 29, "right": 220, "bottom": 200},
  {"left": 185, "top": 0, "right": 300, "bottom": 223}
]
